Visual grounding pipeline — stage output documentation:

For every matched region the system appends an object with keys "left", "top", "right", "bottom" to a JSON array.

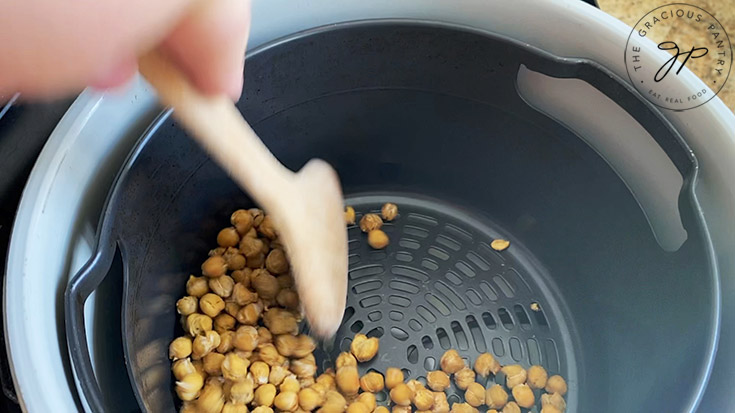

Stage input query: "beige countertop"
[{"left": 598, "top": 0, "right": 734, "bottom": 113}]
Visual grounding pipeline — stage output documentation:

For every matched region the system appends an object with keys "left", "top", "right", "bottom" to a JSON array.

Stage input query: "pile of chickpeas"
[
  {"left": 344, "top": 203, "right": 398, "bottom": 249},
  {"left": 169, "top": 207, "right": 568, "bottom": 413}
]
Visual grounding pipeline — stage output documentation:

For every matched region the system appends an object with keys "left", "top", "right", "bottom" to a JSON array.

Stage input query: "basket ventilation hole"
[
  {"left": 343, "top": 306, "right": 355, "bottom": 322},
  {"left": 450, "top": 321, "right": 469, "bottom": 351},
  {"left": 482, "top": 312, "right": 497, "bottom": 330},
  {"left": 407, "top": 345, "right": 419, "bottom": 364},
  {"left": 391, "top": 327, "right": 409, "bottom": 341},
  {"left": 421, "top": 335, "right": 434, "bottom": 350},
  {"left": 465, "top": 315, "right": 486, "bottom": 352},
  {"left": 424, "top": 356, "right": 436, "bottom": 370},
  {"left": 436, "top": 328, "right": 451, "bottom": 350},
  {"left": 514, "top": 305, "right": 532, "bottom": 330},
  {"left": 498, "top": 308, "right": 514, "bottom": 330},
  {"left": 350, "top": 320, "right": 364, "bottom": 333},
  {"left": 366, "top": 327, "right": 384, "bottom": 338}
]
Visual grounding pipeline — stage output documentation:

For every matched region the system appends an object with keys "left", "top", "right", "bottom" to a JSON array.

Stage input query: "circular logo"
[{"left": 625, "top": 3, "right": 732, "bottom": 111}]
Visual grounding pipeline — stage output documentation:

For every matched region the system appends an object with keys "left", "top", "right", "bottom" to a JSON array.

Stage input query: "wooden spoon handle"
[{"left": 138, "top": 50, "right": 293, "bottom": 212}]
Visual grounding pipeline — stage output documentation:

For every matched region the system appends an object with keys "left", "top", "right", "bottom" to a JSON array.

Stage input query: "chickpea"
[
  {"left": 336, "top": 352, "right": 357, "bottom": 369},
  {"left": 389, "top": 383, "right": 412, "bottom": 406},
  {"left": 473, "top": 353, "right": 501, "bottom": 377},
  {"left": 233, "top": 326, "right": 258, "bottom": 351},
  {"left": 258, "top": 215, "right": 278, "bottom": 239},
  {"left": 347, "top": 402, "right": 371, "bottom": 413},
  {"left": 501, "top": 402, "right": 520, "bottom": 413},
  {"left": 274, "top": 334, "right": 298, "bottom": 357},
  {"left": 277, "top": 274, "right": 295, "bottom": 289},
  {"left": 545, "top": 375, "right": 567, "bottom": 396},
  {"left": 541, "top": 392, "right": 566, "bottom": 412},
  {"left": 406, "top": 379, "right": 425, "bottom": 393},
  {"left": 258, "top": 343, "right": 286, "bottom": 367},
  {"left": 202, "top": 255, "right": 227, "bottom": 278},
  {"left": 231, "top": 209, "right": 254, "bottom": 234},
  {"left": 180, "top": 401, "right": 198, "bottom": 413},
  {"left": 249, "top": 361, "right": 270, "bottom": 385},
  {"left": 367, "top": 230, "right": 389, "bottom": 249},
  {"left": 210, "top": 247, "right": 226, "bottom": 256},
  {"left": 385, "top": 367, "right": 404, "bottom": 389},
  {"left": 192, "top": 331, "right": 221, "bottom": 360},
  {"left": 222, "top": 402, "right": 248, "bottom": 413},
  {"left": 413, "top": 388, "right": 435, "bottom": 410},
  {"left": 375, "top": 407, "right": 390, "bottom": 413},
  {"left": 501, "top": 365, "right": 527, "bottom": 389},
  {"left": 426, "top": 370, "right": 450, "bottom": 392},
  {"left": 225, "top": 301, "right": 241, "bottom": 318},
  {"left": 201, "top": 352, "right": 225, "bottom": 375},
  {"left": 464, "top": 383, "right": 485, "bottom": 407},
  {"left": 253, "top": 270, "right": 280, "bottom": 300},
  {"left": 176, "top": 372, "right": 204, "bottom": 401},
  {"left": 213, "top": 314, "right": 235, "bottom": 334},
  {"left": 222, "top": 352, "right": 250, "bottom": 382},
  {"left": 449, "top": 403, "right": 477, "bottom": 413},
  {"left": 266, "top": 249, "right": 290, "bottom": 274},
  {"left": 197, "top": 382, "right": 225, "bottom": 413},
  {"left": 485, "top": 385, "right": 508, "bottom": 409},
  {"left": 230, "top": 377, "right": 255, "bottom": 404},
  {"left": 356, "top": 392, "right": 376, "bottom": 411},
  {"left": 453, "top": 367, "right": 475, "bottom": 390},
  {"left": 344, "top": 206, "right": 356, "bottom": 225},
  {"left": 350, "top": 334, "right": 379, "bottom": 362},
  {"left": 258, "top": 327, "right": 273, "bottom": 345},
  {"left": 169, "top": 336, "right": 192, "bottom": 360},
  {"left": 199, "top": 293, "right": 225, "bottom": 318},
  {"left": 490, "top": 239, "right": 510, "bottom": 252},
  {"left": 291, "top": 355, "right": 317, "bottom": 378},
  {"left": 224, "top": 250, "right": 247, "bottom": 271},
  {"left": 231, "top": 269, "right": 252, "bottom": 286},
  {"left": 359, "top": 214, "right": 383, "bottom": 232},
  {"left": 239, "top": 236, "right": 265, "bottom": 258},
  {"left": 266, "top": 365, "right": 288, "bottom": 386},
  {"left": 540, "top": 407, "right": 562, "bottom": 413},
  {"left": 527, "top": 365, "right": 548, "bottom": 389},
  {"left": 231, "top": 283, "right": 258, "bottom": 306},
  {"left": 177, "top": 296, "right": 199, "bottom": 315},
  {"left": 336, "top": 366, "right": 360, "bottom": 396},
  {"left": 281, "top": 376, "right": 301, "bottom": 393},
  {"left": 392, "top": 407, "right": 411, "bottom": 413},
  {"left": 254, "top": 383, "right": 277, "bottom": 407},
  {"left": 275, "top": 391, "right": 300, "bottom": 412},
  {"left": 209, "top": 275, "right": 235, "bottom": 298},
  {"left": 172, "top": 358, "right": 197, "bottom": 380},
  {"left": 247, "top": 253, "right": 266, "bottom": 269},
  {"left": 299, "top": 387, "right": 323, "bottom": 411},
  {"left": 191, "top": 360, "right": 206, "bottom": 378},
  {"left": 276, "top": 288, "right": 300, "bottom": 309},
  {"left": 381, "top": 203, "right": 398, "bottom": 221},
  {"left": 263, "top": 308, "right": 298, "bottom": 335},
  {"left": 186, "top": 275, "right": 209, "bottom": 297},
  {"left": 252, "top": 407, "right": 275, "bottom": 413},
  {"left": 440, "top": 349, "right": 464, "bottom": 374},
  {"left": 319, "top": 390, "right": 347, "bottom": 413},
  {"left": 217, "top": 331, "right": 235, "bottom": 353},
  {"left": 236, "top": 302, "right": 263, "bottom": 325},
  {"left": 218, "top": 227, "right": 240, "bottom": 247},
  {"left": 432, "top": 391, "right": 450, "bottom": 413},
  {"left": 359, "top": 371, "right": 384, "bottom": 392}
]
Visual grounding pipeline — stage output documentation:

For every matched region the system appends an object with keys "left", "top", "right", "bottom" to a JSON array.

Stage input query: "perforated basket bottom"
[{"left": 314, "top": 194, "right": 577, "bottom": 410}]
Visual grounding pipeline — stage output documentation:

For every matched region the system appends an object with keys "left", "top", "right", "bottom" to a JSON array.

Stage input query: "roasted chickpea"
[
  {"left": 426, "top": 370, "right": 450, "bottom": 392},
  {"left": 217, "top": 330, "right": 235, "bottom": 353},
  {"left": 218, "top": 227, "right": 240, "bottom": 247},
  {"left": 473, "top": 353, "right": 501, "bottom": 377},
  {"left": 186, "top": 313, "right": 213, "bottom": 336},
  {"left": 172, "top": 358, "right": 197, "bottom": 380},
  {"left": 406, "top": 379, "right": 425, "bottom": 393},
  {"left": 356, "top": 392, "right": 376, "bottom": 411},
  {"left": 545, "top": 375, "right": 567, "bottom": 395},
  {"left": 231, "top": 325, "right": 258, "bottom": 351},
  {"left": 231, "top": 269, "right": 252, "bottom": 285},
  {"left": 389, "top": 383, "right": 412, "bottom": 406},
  {"left": 280, "top": 376, "right": 301, "bottom": 393},
  {"left": 336, "top": 352, "right": 357, "bottom": 369},
  {"left": 367, "top": 230, "right": 389, "bottom": 249},
  {"left": 258, "top": 326, "right": 273, "bottom": 345},
  {"left": 197, "top": 382, "right": 225, "bottom": 413},
  {"left": 248, "top": 361, "right": 268, "bottom": 385},
  {"left": 392, "top": 407, "right": 411, "bottom": 413},
  {"left": 540, "top": 406, "right": 562, "bottom": 413},
  {"left": 291, "top": 355, "right": 317, "bottom": 379},
  {"left": 440, "top": 349, "right": 464, "bottom": 374},
  {"left": 359, "top": 214, "right": 383, "bottom": 232},
  {"left": 266, "top": 365, "right": 288, "bottom": 386},
  {"left": 191, "top": 360, "right": 206, "bottom": 378},
  {"left": 231, "top": 283, "right": 258, "bottom": 306},
  {"left": 210, "top": 247, "right": 226, "bottom": 256},
  {"left": 202, "top": 255, "right": 227, "bottom": 278},
  {"left": 263, "top": 308, "right": 298, "bottom": 335},
  {"left": 465, "top": 383, "right": 485, "bottom": 407},
  {"left": 224, "top": 250, "right": 247, "bottom": 271},
  {"left": 381, "top": 203, "right": 398, "bottom": 221},
  {"left": 258, "top": 215, "right": 278, "bottom": 239},
  {"left": 374, "top": 407, "right": 390, "bottom": 413},
  {"left": 385, "top": 367, "right": 404, "bottom": 389},
  {"left": 344, "top": 207, "right": 356, "bottom": 225},
  {"left": 202, "top": 352, "right": 225, "bottom": 375},
  {"left": 186, "top": 275, "right": 209, "bottom": 297},
  {"left": 231, "top": 209, "right": 254, "bottom": 235},
  {"left": 277, "top": 274, "right": 295, "bottom": 289},
  {"left": 317, "top": 371, "right": 336, "bottom": 389},
  {"left": 236, "top": 301, "right": 263, "bottom": 325},
  {"left": 490, "top": 239, "right": 510, "bottom": 252},
  {"left": 265, "top": 249, "right": 290, "bottom": 274},
  {"left": 541, "top": 392, "right": 566, "bottom": 412},
  {"left": 213, "top": 313, "right": 236, "bottom": 334},
  {"left": 347, "top": 402, "right": 371, "bottom": 413},
  {"left": 299, "top": 387, "right": 323, "bottom": 411},
  {"left": 176, "top": 372, "right": 204, "bottom": 401},
  {"left": 501, "top": 402, "right": 520, "bottom": 413},
  {"left": 221, "top": 352, "right": 249, "bottom": 382},
  {"left": 432, "top": 391, "right": 450, "bottom": 413},
  {"left": 350, "top": 334, "right": 379, "bottom": 362},
  {"left": 485, "top": 385, "right": 508, "bottom": 409},
  {"left": 501, "top": 365, "right": 527, "bottom": 389},
  {"left": 254, "top": 383, "right": 277, "bottom": 407},
  {"left": 453, "top": 367, "right": 475, "bottom": 390},
  {"left": 336, "top": 366, "right": 360, "bottom": 396},
  {"left": 177, "top": 296, "right": 199, "bottom": 315},
  {"left": 169, "top": 336, "right": 193, "bottom": 360},
  {"left": 222, "top": 402, "right": 248, "bottom": 413},
  {"left": 258, "top": 343, "right": 286, "bottom": 367},
  {"left": 208, "top": 275, "right": 235, "bottom": 298},
  {"left": 449, "top": 403, "right": 477, "bottom": 413},
  {"left": 527, "top": 365, "right": 548, "bottom": 389},
  {"left": 275, "top": 391, "right": 299, "bottom": 412},
  {"left": 319, "top": 390, "right": 347, "bottom": 413},
  {"left": 247, "top": 252, "right": 266, "bottom": 269},
  {"left": 192, "top": 331, "right": 221, "bottom": 360},
  {"left": 199, "top": 293, "right": 225, "bottom": 318},
  {"left": 239, "top": 236, "right": 265, "bottom": 258},
  {"left": 276, "top": 288, "right": 300, "bottom": 309},
  {"left": 252, "top": 407, "right": 275, "bottom": 413},
  {"left": 359, "top": 371, "right": 384, "bottom": 392},
  {"left": 230, "top": 377, "right": 255, "bottom": 404},
  {"left": 252, "top": 270, "right": 280, "bottom": 300},
  {"left": 413, "top": 388, "right": 435, "bottom": 410}
]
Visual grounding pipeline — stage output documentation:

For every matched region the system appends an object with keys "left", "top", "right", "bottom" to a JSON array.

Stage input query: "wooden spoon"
[{"left": 139, "top": 51, "right": 347, "bottom": 337}]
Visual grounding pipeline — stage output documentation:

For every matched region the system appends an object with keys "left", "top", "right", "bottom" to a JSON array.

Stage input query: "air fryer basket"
[{"left": 66, "top": 21, "right": 716, "bottom": 413}]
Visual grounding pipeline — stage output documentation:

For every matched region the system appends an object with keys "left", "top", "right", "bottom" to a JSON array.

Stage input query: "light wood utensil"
[{"left": 139, "top": 51, "right": 348, "bottom": 337}]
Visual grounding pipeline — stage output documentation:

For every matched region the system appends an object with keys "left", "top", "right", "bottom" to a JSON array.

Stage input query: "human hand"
[{"left": 0, "top": 0, "right": 251, "bottom": 100}]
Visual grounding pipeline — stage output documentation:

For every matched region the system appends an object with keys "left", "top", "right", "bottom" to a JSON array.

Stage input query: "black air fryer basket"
[{"left": 65, "top": 21, "right": 716, "bottom": 413}]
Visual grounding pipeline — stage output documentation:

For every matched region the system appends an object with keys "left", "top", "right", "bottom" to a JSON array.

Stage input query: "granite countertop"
[{"left": 599, "top": 0, "right": 734, "bottom": 113}]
